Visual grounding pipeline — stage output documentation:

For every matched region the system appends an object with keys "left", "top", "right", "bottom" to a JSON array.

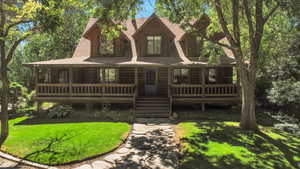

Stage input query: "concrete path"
[{"left": 75, "top": 118, "right": 179, "bottom": 169}]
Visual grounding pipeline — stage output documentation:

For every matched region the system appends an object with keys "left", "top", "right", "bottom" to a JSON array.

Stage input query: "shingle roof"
[{"left": 25, "top": 14, "right": 235, "bottom": 67}]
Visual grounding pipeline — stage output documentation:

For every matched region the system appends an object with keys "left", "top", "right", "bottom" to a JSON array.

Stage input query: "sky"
[{"left": 136, "top": 0, "right": 156, "bottom": 18}]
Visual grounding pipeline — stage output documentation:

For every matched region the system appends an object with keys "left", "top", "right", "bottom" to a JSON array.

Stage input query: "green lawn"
[
  {"left": 177, "top": 121, "right": 300, "bottom": 169},
  {"left": 1, "top": 116, "right": 131, "bottom": 165}
]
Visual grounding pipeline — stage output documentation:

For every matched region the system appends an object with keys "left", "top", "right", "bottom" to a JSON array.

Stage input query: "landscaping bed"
[
  {"left": 1, "top": 116, "right": 131, "bottom": 165},
  {"left": 176, "top": 120, "right": 300, "bottom": 169}
]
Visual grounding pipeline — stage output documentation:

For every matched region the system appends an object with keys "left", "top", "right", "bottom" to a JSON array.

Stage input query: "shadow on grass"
[
  {"left": 21, "top": 133, "right": 90, "bottom": 165},
  {"left": 179, "top": 121, "right": 300, "bottom": 169}
]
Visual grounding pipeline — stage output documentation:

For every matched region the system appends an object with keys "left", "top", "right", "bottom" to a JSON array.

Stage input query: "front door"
[{"left": 145, "top": 68, "right": 157, "bottom": 96}]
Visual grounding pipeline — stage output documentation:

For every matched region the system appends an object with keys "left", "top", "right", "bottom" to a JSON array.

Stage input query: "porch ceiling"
[{"left": 23, "top": 56, "right": 235, "bottom": 68}]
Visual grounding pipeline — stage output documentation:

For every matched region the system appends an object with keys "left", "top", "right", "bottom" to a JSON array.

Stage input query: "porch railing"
[
  {"left": 170, "top": 84, "right": 238, "bottom": 97},
  {"left": 36, "top": 83, "right": 135, "bottom": 97}
]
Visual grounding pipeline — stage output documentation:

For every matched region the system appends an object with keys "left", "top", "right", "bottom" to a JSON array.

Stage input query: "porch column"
[
  {"left": 201, "top": 67, "right": 205, "bottom": 112},
  {"left": 34, "top": 67, "right": 41, "bottom": 117},
  {"left": 168, "top": 67, "right": 172, "bottom": 117},
  {"left": 168, "top": 67, "right": 172, "bottom": 97},
  {"left": 134, "top": 67, "right": 138, "bottom": 96},
  {"left": 69, "top": 67, "right": 73, "bottom": 96}
]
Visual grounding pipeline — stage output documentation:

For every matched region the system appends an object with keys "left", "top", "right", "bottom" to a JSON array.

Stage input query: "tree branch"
[
  {"left": 214, "top": 0, "right": 236, "bottom": 46},
  {"left": 232, "top": 0, "right": 240, "bottom": 45},
  {"left": 4, "top": 32, "right": 33, "bottom": 65},
  {"left": 242, "top": 0, "right": 254, "bottom": 38},
  {"left": 3, "top": 20, "right": 32, "bottom": 37},
  {"left": 263, "top": 3, "right": 280, "bottom": 25}
]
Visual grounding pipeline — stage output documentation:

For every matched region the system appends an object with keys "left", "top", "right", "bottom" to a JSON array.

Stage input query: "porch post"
[
  {"left": 201, "top": 67, "right": 205, "bottom": 112},
  {"left": 135, "top": 67, "right": 138, "bottom": 96},
  {"left": 34, "top": 67, "right": 41, "bottom": 117},
  {"left": 69, "top": 67, "right": 73, "bottom": 96},
  {"left": 168, "top": 67, "right": 172, "bottom": 117}
]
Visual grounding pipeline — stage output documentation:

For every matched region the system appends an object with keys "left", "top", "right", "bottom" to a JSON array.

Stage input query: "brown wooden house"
[{"left": 24, "top": 14, "right": 240, "bottom": 118}]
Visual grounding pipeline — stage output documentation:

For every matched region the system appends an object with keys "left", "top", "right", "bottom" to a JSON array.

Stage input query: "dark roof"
[{"left": 25, "top": 14, "right": 235, "bottom": 67}]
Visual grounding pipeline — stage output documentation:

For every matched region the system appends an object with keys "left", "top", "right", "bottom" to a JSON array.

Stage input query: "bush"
[
  {"left": 9, "top": 82, "right": 35, "bottom": 111},
  {"left": 47, "top": 105, "right": 73, "bottom": 118},
  {"left": 267, "top": 80, "right": 300, "bottom": 110}
]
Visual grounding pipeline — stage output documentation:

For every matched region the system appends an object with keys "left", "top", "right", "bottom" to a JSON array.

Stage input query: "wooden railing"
[
  {"left": 170, "top": 84, "right": 238, "bottom": 97},
  {"left": 36, "top": 83, "right": 135, "bottom": 97}
]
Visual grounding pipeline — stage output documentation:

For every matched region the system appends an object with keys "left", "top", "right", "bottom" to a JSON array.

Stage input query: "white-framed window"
[
  {"left": 208, "top": 68, "right": 216, "bottom": 83},
  {"left": 196, "top": 36, "right": 202, "bottom": 56},
  {"left": 98, "top": 68, "right": 118, "bottom": 83},
  {"left": 173, "top": 69, "right": 189, "bottom": 84},
  {"left": 58, "top": 69, "right": 68, "bottom": 83},
  {"left": 99, "top": 36, "right": 114, "bottom": 55},
  {"left": 147, "top": 36, "right": 161, "bottom": 55}
]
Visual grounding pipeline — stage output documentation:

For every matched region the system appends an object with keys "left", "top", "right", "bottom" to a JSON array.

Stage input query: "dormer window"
[
  {"left": 99, "top": 36, "right": 114, "bottom": 55},
  {"left": 147, "top": 36, "right": 161, "bottom": 55},
  {"left": 196, "top": 36, "right": 202, "bottom": 56}
]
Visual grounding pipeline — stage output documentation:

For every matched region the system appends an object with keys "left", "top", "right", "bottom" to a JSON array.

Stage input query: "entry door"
[{"left": 145, "top": 68, "right": 158, "bottom": 96}]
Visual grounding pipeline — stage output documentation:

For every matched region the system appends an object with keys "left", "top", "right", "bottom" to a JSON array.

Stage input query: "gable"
[{"left": 132, "top": 14, "right": 175, "bottom": 39}]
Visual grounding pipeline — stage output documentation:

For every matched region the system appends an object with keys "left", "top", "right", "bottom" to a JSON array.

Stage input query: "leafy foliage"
[
  {"left": 47, "top": 105, "right": 73, "bottom": 119},
  {"left": 8, "top": 1, "right": 92, "bottom": 87}
]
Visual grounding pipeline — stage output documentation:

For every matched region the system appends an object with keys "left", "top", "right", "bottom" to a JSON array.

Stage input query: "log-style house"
[{"left": 24, "top": 14, "right": 240, "bottom": 118}]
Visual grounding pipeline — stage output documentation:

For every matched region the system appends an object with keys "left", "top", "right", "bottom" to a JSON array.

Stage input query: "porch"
[{"left": 33, "top": 66, "right": 240, "bottom": 104}]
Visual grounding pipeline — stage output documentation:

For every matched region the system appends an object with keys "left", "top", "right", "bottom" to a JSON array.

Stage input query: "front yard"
[
  {"left": 1, "top": 116, "right": 131, "bottom": 165},
  {"left": 176, "top": 121, "right": 300, "bottom": 169}
]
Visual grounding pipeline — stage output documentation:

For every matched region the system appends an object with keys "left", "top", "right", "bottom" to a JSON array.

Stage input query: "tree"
[
  {"left": 154, "top": 0, "right": 291, "bottom": 130},
  {"left": 8, "top": 1, "right": 92, "bottom": 88},
  {"left": 0, "top": 0, "right": 78, "bottom": 147}
]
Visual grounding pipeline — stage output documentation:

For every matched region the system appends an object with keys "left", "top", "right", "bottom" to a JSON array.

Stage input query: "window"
[
  {"left": 208, "top": 68, "right": 216, "bottom": 83},
  {"left": 196, "top": 36, "right": 202, "bottom": 56},
  {"left": 147, "top": 36, "right": 161, "bottom": 55},
  {"left": 98, "top": 68, "right": 117, "bottom": 83},
  {"left": 58, "top": 70, "right": 68, "bottom": 83},
  {"left": 173, "top": 69, "right": 189, "bottom": 84},
  {"left": 99, "top": 36, "right": 114, "bottom": 54}
]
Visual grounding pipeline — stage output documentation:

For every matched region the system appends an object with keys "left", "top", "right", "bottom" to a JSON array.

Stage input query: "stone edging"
[
  {"left": 0, "top": 151, "right": 54, "bottom": 169},
  {"left": 0, "top": 124, "right": 133, "bottom": 168}
]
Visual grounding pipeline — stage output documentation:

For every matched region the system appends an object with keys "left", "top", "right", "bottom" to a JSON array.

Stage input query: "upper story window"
[
  {"left": 196, "top": 36, "right": 202, "bottom": 56},
  {"left": 99, "top": 36, "right": 114, "bottom": 55},
  {"left": 173, "top": 69, "right": 189, "bottom": 84},
  {"left": 147, "top": 36, "right": 161, "bottom": 55},
  {"left": 98, "top": 68, "right": 118, "bottom": 83}
]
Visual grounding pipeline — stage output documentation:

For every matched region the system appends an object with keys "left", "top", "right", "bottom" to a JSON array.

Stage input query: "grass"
[
  {"left": 1, "top": 116, "right": 131, "bottom": 165},
  {"left": 176, "top": 121, "right": 300, "bottom": 169}
]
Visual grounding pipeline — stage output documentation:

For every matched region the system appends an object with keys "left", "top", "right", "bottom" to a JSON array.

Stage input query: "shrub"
[
  {"left": 9, "top": 82, "right": 35, "bottom": 110},
  {"left": 47, "top": 105, "right": 73, "bottom": 118},
  {"left": 267, "top": 80, "right": 300, "bottom": 110}
]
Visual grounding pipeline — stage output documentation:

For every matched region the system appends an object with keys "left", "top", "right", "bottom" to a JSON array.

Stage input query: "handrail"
[
  {"left": 36, "top": 83, "right": 135, "bottom": 97},
  {"left": 170, "top": 84, "right": 238, "bottom": 97}
]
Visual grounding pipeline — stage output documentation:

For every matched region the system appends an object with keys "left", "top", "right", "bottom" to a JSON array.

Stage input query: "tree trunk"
[
  {"left": 239, "top": 68, "right": 258, "bottom": 131},
  {"left": 0, "top": 68, "right": 9, "bottom": 147}
]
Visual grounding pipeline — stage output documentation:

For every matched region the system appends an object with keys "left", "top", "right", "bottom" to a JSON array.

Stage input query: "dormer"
[
  {"left": 179, "top": 14, "right": 210, "bottom": 58},
  {"left": 83, "top": 19, "right": 131, "bottom": 57},
  {"left": 132, "top": 14, "right": 176, "bottom": 57}
]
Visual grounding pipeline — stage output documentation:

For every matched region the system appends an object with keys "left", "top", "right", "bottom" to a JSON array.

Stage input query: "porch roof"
[{"left": 23, "top": 56, "right": 235, "bottom": 68}]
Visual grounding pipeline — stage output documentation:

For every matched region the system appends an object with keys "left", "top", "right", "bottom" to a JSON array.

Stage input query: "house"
[{"left": 24, "top": 14, "right": 240, "bottom": 118}]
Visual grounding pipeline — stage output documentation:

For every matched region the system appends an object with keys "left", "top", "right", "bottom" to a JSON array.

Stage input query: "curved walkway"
[{"left": 75, "top": 118, "right": 178, "bottom": 169}]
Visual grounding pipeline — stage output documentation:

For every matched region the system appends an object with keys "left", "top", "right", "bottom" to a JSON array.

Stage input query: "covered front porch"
[{"left": 31, "top": 66, "right": 240, "bottom": 103}]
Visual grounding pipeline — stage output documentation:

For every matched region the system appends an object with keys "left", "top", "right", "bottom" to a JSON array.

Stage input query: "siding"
[
  {"left": 119, "top": 67, "right": 135, "bottom": 84},
  {"left": 158, "top": 67, "right": 168, "bottom": 96}
]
